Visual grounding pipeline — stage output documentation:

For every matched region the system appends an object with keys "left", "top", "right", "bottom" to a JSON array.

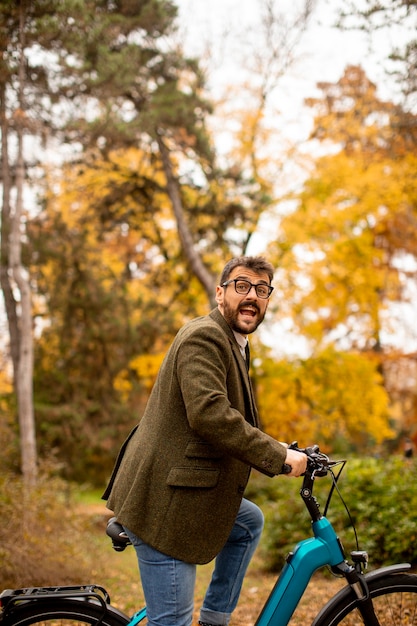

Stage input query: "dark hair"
[{"left": 219, "top": 256, "right": 274, "bottom": 285}]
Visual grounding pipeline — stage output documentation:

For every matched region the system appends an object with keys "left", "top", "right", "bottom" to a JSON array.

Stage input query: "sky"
[{"left": 175, "top": 0, "right": 404, "bottom": 130}]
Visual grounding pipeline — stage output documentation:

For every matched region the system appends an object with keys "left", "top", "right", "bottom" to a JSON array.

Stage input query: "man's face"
[{"left": 215, "top": 266, "right": 271, "bottom": 336}]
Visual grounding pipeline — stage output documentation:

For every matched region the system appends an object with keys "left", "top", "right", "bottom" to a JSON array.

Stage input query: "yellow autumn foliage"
[{"left": 256, "top": 348, "right": 393, "bottom": 453}]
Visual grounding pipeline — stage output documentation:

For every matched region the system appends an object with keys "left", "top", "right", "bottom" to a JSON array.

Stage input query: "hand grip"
[
  {"left": 106, "top": 516, "right": 131, "bottom": 551},
  {"left": 281, "top": 463, "right": 292, "bottom": 474}
]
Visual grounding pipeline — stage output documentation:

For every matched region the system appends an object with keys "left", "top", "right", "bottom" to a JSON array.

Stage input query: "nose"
[{"left": 247, "top": 285, "right": 258, "bottom": 298}]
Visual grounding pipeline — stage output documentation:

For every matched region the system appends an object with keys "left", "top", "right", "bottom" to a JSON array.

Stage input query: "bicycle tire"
[
  {"left": 1, "top": 597, "right": 130, "bottom": 626},
  {"left": 313, "top": 572, "right": 417, "bottom": 625}
]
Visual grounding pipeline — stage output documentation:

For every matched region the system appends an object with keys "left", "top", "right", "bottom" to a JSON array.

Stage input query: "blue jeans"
[{"left": 124, "top": 498, "right": 264, "bottom": 626}]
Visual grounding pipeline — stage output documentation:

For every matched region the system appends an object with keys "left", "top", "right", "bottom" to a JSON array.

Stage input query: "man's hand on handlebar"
[{"left": 282, "top": 447, "right": 308, "bottom": 477}]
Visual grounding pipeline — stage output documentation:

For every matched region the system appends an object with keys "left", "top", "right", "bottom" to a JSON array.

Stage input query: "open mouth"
[{"left": 239, "top": 306, "right": 258, "bottom": 318}]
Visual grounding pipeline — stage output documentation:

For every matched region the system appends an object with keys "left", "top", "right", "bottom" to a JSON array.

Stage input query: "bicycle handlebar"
[
  {"left": 280, "top": 442, "right": 331, "bottom": 477},
  {"left": 281, "top": 442, "right": 342, "bottom": 523}
]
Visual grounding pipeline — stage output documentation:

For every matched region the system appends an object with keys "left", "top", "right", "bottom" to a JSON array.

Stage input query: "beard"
[{"left": 222, "top": 299, "right": 266, "bottom": 335}]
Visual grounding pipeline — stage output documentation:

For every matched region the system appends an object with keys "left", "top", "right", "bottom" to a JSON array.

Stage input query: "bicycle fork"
[{"left": 332, "top": 556, "right": 381, "bottom": 626}]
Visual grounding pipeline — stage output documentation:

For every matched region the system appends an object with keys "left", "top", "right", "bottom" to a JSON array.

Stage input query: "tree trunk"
[
  {"left": 0, "top": 0, "right": 38, "bottom": 487},
  {"left": 156, "top": 132, "right": 217, "bottom": 308},
  {"left": 0, "top": 84, "right": 20, "bottom": 379},
  {"left": 10, "top": 121, "right": 37, "bottom": 486}
]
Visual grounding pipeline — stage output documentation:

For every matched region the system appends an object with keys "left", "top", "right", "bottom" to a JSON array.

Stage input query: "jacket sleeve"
[{"left": 176, "top": 323, "right": 287, "bottom": 476}]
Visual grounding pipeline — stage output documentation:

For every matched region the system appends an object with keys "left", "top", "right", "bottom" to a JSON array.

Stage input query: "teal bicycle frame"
[{"left": 256, "top": 516, "right": 345, "bottom": 626}]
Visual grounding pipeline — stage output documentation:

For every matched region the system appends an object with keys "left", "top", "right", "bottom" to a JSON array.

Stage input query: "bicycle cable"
[{"left": 324, "top": 460, "right": 360, "bottom": 551}]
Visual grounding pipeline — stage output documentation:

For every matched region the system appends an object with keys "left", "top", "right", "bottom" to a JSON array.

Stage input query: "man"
[{"left": 103, "top": 255, "right": 307, "bottom": 626}]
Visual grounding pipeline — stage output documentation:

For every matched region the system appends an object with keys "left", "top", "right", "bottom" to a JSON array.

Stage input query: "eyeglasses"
[{"left": 221, "top": 279, "right": 274, "bottom": 299}]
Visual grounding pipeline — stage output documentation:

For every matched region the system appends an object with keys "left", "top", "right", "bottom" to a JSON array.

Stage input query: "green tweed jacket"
[{"left": 103, "top": 308, "right": 287, "bottom": 564}]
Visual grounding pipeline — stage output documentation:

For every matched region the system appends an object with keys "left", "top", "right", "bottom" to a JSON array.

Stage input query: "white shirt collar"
[{"left": 233, "top": 331, "right": 248, "bottom": 358}]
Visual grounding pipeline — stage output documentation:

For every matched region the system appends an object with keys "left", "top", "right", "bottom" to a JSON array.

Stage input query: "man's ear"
[{"left": 215, "top": 285, "right": 223, "bottom": 305}]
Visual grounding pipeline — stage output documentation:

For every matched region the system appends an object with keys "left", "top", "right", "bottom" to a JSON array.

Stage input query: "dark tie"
[{"left": 245, "top": 344, "right": 250, "bottom": 371}]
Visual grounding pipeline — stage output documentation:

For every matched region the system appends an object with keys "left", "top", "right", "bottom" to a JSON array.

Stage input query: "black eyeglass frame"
[{"left": 221, "top": 278, "right": 274, "bottom": 299}]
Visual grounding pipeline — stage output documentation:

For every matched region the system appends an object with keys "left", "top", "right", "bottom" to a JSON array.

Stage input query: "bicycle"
[{"left": 1, "top": 444, "right": 416, "bottom": 626}]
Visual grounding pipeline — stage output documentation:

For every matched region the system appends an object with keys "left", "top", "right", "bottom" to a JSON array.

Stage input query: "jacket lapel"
[{"left": 209, "top": 309, "right": 259, "bottom": 427}]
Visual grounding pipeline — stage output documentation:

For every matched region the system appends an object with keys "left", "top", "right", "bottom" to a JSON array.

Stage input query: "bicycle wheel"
[
  {"left": 313, "top": 572, "right": 417, "bottom": 625},
  {"left": 1, "top": 597, "right": 131, "bottom": 626}
]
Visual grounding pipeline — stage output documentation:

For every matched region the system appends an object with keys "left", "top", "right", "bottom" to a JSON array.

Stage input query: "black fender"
[
  {"left": 312, "top": 563, "right": 412, "bottom": 626},
  {"left": 362, "top": 562, "right": 411, "bottom": 583}
]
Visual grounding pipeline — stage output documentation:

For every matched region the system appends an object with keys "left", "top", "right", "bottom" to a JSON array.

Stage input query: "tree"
[
  {"left": 0, "top": 0, "right": 219, "bottom": 483},
  {"left": 200, "top": 0, "right": 318, "bottom": 255},
  {"left": 51, "top": 0, "right": 220, "bottom": 302},
  {"left": 30, "top": 145, "right": 216, "bottom": 483},
  {"left": 58, "top": 0, "right": 318, "bottom": 302},
  {"left": 336, "top": 1, "right": 417, "bottom": 111},
  {"left": 271, "top": 66, "right": 417, "bottom": 351},
  {"left": 267, "top": 65, "right": 417, "bottom": 446},
  {"left": 1, "top": 0, "right": 38, "bottom": 486},
  {"left": 255, "top": 348, "right": 392, "bottom": 453}
]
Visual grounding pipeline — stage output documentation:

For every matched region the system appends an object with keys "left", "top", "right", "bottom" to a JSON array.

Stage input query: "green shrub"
[{"left": 246, "top": 456, "right": 417, "bottom": 572}]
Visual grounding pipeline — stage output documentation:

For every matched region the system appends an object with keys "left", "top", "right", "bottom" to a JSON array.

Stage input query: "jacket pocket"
[
  {"left": 185, "top": 441, "right": 223, "bottom": 459},
  {"left": 167, "top": 466, "right": 220, "bottom": 488}
]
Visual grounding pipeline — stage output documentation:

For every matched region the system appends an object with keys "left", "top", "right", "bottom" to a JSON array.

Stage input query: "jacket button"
[{"left": 238, "top": 486, "right": 245, "bottom": 494}]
